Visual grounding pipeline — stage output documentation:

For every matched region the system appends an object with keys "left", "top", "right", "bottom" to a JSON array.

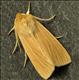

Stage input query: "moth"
[{"left": 8, "top": 2, "right": 71, "bottom": 79}]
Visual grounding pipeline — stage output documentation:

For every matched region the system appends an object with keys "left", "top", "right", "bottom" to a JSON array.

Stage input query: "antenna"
[{"left": 26, "top": 1, "right": 30, "bottom": 14}]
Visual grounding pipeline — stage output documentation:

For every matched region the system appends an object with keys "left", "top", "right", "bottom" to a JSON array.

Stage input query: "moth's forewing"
[
  {"left": 14, "top": 14, "right": 55, "bottom": 79},
  {"left": 35, "top": 19, "right": 71, "bottom": 67}
]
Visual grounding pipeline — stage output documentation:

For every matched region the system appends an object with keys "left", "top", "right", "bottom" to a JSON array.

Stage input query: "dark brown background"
[{"left": 1, "top": 1, "right": 79, "bottom": 80}]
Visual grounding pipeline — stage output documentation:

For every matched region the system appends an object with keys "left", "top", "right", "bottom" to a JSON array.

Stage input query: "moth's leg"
[
  {"left": 8, "top": 27, "right": 17, "bottom": 54},
  {"left": 12, "top": 32, "right": 22, "bottom": 54},
  {"left": 15, "top": 33, "right": 22, "bottom": 53},
  {"left": 18, "top": 42, "right": 22, "bottom": 53},
  {"left": 33, "top": 15, "right": 55, "bottom": 21},
  {"left": 12, "top": 38, "right": 18, "bottom": 54},
  {"left": 8, "top": 27, "right": 14, "bottom": 35},
  {"left": 56, "top": 36, "right": 63, "bottom": 39},
  {"left": 23, "top": 53, "right": 28, "bottom": 67}
]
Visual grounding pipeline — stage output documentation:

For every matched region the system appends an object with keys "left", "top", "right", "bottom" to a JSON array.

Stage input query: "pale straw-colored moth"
[{"left": 8, "top": 2, "right": 71, "bottom": 79}]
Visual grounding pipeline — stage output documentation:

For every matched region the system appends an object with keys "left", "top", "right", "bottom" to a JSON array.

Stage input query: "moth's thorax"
[{"left": 14, "top": 13, "right": 36, "bottom": 35}]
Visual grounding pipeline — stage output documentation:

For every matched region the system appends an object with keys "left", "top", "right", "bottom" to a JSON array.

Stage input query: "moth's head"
[
  {"left": 14, "top": 13, "right": 34, "bottom": 24},
  {"left": 15, "top": 13, "right": 30, "bottom": 20}
]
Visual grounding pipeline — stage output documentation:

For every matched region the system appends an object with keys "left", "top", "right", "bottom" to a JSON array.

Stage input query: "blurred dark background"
[{"left": 1, "top": 1, "right": 79, "bottom": 80}]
